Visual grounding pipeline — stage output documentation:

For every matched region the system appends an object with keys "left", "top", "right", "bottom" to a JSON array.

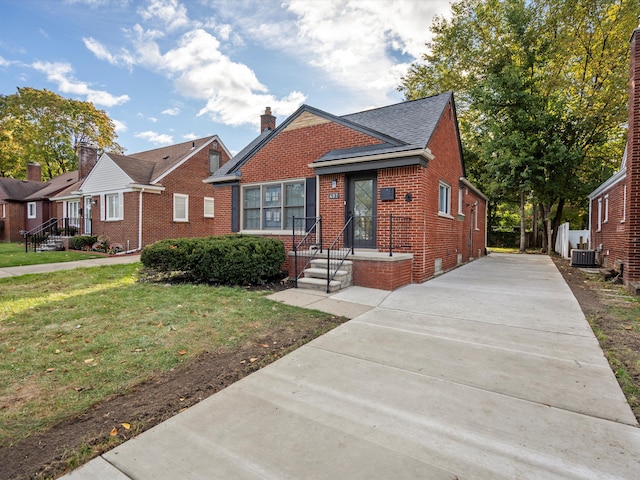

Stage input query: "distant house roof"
[
  {"left": 24, "top": 171, "right": 79, "bottom": 201},
  {"left": 205, "top": 92, "right": 456, "bottom": 183},
  {"left": 0, "top": 177, "right": 45, "bottom": 201}
]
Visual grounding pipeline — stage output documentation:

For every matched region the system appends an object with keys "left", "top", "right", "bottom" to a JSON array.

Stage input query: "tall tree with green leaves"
[
  {"left": 0, "top": 87, "right": 122, "bottom": 180},
  {"left": 399, "top": 0, "right": 636, "bottom": 252}
]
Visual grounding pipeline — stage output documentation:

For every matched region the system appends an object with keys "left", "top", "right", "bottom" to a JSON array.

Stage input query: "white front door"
[{"left": 84, "top": 197, "right": 92, "bottom": 234}]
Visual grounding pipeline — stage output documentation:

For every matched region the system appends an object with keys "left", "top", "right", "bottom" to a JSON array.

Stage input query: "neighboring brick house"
[
  {"left": 51, "top": 136, "right": 231, "bottom": 251},
  {"left": 205, "top": 93, "right": 487, "bottom": 290},
  {"left": 589, "top": 25, "right": 640, "bottom": 292},
  {"left": 0, "top": 163, "right": 78, "bottom": 242},
  {"left": 588, "top": 146, "right": 627, "bottom": 271}
]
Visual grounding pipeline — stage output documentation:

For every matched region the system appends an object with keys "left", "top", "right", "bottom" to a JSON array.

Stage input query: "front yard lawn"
[
  {"left": 0, "top": 242, "right": 105, "bottom": 268},
  {"left": 0, "top": 263, "right": 344, "bottom": 478}
]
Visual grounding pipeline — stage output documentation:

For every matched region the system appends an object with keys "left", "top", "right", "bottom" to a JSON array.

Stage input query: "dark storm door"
[{"left": 346, "top": 173, "right": 377, "bottom": 248}]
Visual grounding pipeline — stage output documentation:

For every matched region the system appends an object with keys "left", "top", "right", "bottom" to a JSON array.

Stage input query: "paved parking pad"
[{"left": 63, "top": 253, "right": 640, "bottom": 479}]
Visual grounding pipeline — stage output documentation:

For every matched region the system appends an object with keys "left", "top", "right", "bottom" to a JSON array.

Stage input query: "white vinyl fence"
[{"left": 555, "top": 222, "right": 589, "bottom": 259}]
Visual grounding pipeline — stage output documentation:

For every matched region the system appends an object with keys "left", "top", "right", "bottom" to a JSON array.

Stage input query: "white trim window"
[
  {"left": 204, "top": 197, "right": 214, "bottom": 218},
  {"left": 597, "top": 197, "right": 602, "bottom": 232},
  {"left": 27, "top": 202, "right": 37, "bottom": 219},
  {"left": 243, "top": 180, "right": 304, "bottom": 231},
  {"left": 104, "top": 193, "right": 123, "bottom": 221},
  {"left": 173, "top": 194, "right": 189, "bottom": 222},
  {"left": 603, "top": 194, "right": 609, "bottom": 223},
  {"left": 438, "top": 181, "right": 451, "bottom": 216},
  {"left": 2, "top": 202, "right": 6, "bottom": 218},
  {"left": 457, "top": 188, "right": 464, "bottom": 215}
]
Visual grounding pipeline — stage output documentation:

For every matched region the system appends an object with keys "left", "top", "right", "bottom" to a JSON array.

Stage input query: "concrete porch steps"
[{"left": 297, "top": 259, "right": 353, "bottom": 292}]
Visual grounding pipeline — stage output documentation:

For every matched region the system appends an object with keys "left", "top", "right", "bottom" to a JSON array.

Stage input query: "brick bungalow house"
[
  {"left": 204, "top": 93, "right": 487, "bottom": 290},
  {"left": 52, "top": 136, "right": 231, "bottom": 251},
  {"left": 0, "top": 163, "right": 78, "bottom": 243},
  {"left": 589, "top": 25, "right": 640, "bottom": 292}
]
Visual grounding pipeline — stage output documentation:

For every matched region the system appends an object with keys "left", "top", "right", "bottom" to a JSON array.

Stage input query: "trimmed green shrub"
[
  {"left": 69, "top": 235, "right": 97, "bottom": 250},
  {"left": 140, "top": 235, "right": 286, "bottom": 285}
]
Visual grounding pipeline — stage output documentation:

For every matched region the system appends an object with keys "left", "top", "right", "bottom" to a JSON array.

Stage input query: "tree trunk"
[
  {"left": 541, "top": 203, "right": 553, "bottom": 255},
  {"left": 519, "top": 191, "right": 527, "bottom": 252},
  {"left": 532, "top": 203, "right": 538, "bottom": 248}
]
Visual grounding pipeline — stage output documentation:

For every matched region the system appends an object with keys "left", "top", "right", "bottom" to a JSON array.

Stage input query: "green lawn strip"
[
  {"left": 0, "top": 263, "right": 333, "bottom": 446},
  {"left": 0, "top": 242, "right": 105, "bottom": 268}
]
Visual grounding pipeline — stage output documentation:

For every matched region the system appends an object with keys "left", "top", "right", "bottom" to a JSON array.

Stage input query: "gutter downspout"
[{"left": 139, "top": 189, "right": 144, "bottom": 250}]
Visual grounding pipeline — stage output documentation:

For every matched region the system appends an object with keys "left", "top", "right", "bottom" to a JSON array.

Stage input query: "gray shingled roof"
[
  {"left": 209, "top": 92, "right": 454, "bottom": 180},
  {"left": 108, "top": 153, "right": 157, "bottom": 184},
  {"left": 24, "top": 171, "right": 79, "bottom": 200},
  {"left": 340, "top": 92, "right": 452, "bottom": 147},
  {"left": 0, "top": 178, "right": 47, "bottom": 201}
]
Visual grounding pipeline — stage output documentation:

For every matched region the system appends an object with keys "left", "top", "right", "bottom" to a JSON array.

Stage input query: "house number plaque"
[{"left": 328, "top": 193, "right": 340, "bottom": 199}]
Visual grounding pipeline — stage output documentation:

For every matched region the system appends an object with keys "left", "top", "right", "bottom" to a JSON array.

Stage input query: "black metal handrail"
[
  {"left": 325, "top": 216, "right": 355, "bottom": 293},
  {"left": 23, "top": 217, "right": 90, "bottom": 252},
  {"left": 292, "top": 216, "right": 322, "bottom": 287}
]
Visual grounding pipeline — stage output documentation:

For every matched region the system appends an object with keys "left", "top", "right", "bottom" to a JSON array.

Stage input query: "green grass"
[
  {"left": 0, "top": 263, "right": 338, "bottom": 447},
  {"left": 0, "top": 242, "right": 105, "bottom": 268}
]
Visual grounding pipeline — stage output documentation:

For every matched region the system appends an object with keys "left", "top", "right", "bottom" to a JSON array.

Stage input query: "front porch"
[{"left": 288, "top": 248, "right": 413, "bottom": 292}]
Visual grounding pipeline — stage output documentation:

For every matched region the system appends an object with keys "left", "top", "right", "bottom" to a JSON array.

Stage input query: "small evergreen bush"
[
  {"left": 69, "top": 235, "right": 97, "bottom": 250},
  {"left": 140, "top": 235, "right": 286, "bottom": 285}
]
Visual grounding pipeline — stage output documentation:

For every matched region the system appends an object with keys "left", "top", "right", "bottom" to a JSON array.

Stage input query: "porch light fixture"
[{"left": 331, "top": 179, "right": 337, "bottom": 188}]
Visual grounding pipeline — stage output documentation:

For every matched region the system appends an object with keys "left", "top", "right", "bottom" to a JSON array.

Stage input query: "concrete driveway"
[{"left": 64, "top": 253, "right": 640, "bottom": 479}]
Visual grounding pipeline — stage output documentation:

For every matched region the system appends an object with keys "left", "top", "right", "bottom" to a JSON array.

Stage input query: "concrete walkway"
[
  {"left": 0, "top": 254, "right": 141, "bottom": 278},
  {"left": 63, "top": 253, "right": 640, "bottom": 479}
]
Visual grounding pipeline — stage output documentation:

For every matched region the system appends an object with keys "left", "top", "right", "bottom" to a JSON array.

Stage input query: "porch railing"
[
  {"left": 23, "top": 217, "right": 91, "bottom": 252},
  {"left": 325, "top": 216, "right": 355, "bottom": 292},
  {"left": 292, "top": 216, "right": 322, "bottom": 288}
]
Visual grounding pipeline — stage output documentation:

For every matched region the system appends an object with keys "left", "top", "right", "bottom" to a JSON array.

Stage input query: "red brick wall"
[
  {"left": 88, "top": 144, "right": 231, "bottom": 250},
  {"left": 209, "top": 105, "right": 487, "bottom": 287},
  {"left": 626, "top": 28, "right": 640, "bottom": 286},
  {"left": 352, "top": 258, "right": 413, "bottom": 290},
  {"left": 591, "top": 181, "right": 626, "bottom": 270},
  {"left": 2, "top": 202, "right": 26, "bottom": 242}
]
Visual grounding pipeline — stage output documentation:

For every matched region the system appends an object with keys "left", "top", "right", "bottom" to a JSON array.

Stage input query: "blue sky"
[{"left": 0, "top": 0, "right": 452, "bottom": 156}]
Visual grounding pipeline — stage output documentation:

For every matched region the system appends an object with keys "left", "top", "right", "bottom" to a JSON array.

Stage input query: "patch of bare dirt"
[
  {"left": 0, "top": 295, "right": 345, "bottom": 480},
  {"left": 552, "top": 255, "right": 640, "bottom": 422}
]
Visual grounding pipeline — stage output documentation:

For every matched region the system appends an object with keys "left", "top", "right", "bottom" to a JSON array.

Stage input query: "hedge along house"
[
  {"left": 204, "top": 94, "right": 487, "bottom": 291},
  {"left": 51, "top": 136, "right": 231, "bottom": 252}
]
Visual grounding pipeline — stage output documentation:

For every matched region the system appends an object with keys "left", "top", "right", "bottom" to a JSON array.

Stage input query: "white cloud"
[
  {"left": 182, "top": 132, "right": 197, "bottom": 140},
  {"left": 123, "top": 23, "right": 305, "bottom": 127},
  {"left": 0, "top": 56, "right": 12, "bottom": 67},
  {"left": 137, "top": 0, "right": 191, "bottom": 33},
  {"left": 148, "top": 116, "right": 158, "bottom": 122},
  {"left": 83, "top": 37, "right": 134, "bottom": 69},
  {"left": 112, "top": 118, "right": 127, "bottom": 133},
  {"left": 162, "top": 107, "right": 180, "bottom": 115},
  {"left": 241, "top": 0, "right": 450, "bottom": 104},
  {"left": 31, "top": 61, "right": 130, "bottom": 107},
  {"left": 135, "top": 130, "right": 173, "bottom": 144}
]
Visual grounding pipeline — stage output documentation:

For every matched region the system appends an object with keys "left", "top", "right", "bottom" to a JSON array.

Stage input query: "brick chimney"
[
  {"left": 260, "top": 106, "right": 276, "bottom": 132},
  {"left": 26, "top": 162, "right": 41, "bottom": 182},
  {"left": 625, "top": 25, "right": 640, "bottom": 290},
  {"left": 77, "top": 142, "right": 98, "bottom": 180}
]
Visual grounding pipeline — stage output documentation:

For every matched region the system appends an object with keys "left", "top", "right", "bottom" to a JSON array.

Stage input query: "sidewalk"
[
  {"left": 0, "top": 254, "right": 141, "bottom": 278},
  {"left": 63, "top": 253, "right": 640, "bottom": 479}
]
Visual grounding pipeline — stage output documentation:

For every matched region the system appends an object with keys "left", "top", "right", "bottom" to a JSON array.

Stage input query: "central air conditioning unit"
[{"left": 571, "top": 249, "right": 597, "bottom": 267}]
